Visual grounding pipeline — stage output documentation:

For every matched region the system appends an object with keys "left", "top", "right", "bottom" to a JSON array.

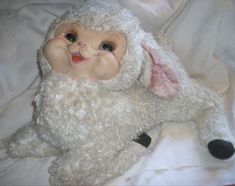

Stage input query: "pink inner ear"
[{"left": 142, "top": 43, "right": 179, "bottom": 99}]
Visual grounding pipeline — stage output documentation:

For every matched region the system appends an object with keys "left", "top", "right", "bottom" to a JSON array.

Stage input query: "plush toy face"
[{"left": 43, "top": 22, "right": 127, "bottom": 81}]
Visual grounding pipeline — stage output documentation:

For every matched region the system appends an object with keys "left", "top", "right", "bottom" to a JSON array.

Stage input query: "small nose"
[
  {"left": 68, "top": 40, "right": 87, "bottom": 53},
  {"left": 77, "top": 41, "right": 86, "bottom": 47}
]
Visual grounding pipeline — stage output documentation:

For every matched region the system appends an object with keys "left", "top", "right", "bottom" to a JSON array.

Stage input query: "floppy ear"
[{"left": 140, "top": 43, "right": 179, "bottom": 99}]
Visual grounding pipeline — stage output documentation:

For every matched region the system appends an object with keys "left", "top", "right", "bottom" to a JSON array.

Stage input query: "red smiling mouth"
[{"left": 71, "top": 52, "right": 87, "bottom": 64}]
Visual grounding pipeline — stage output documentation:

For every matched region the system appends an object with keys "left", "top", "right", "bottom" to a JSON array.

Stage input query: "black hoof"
[
  {"left": 133, "top": 132, "right": 151, "bottom": 148},
  {"left": 208, "top": 139, "right": 235, "bottom": 160}
]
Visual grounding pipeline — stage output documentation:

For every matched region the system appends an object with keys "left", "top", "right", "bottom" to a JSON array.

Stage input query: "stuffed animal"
[{"left": 3, "top": 0, "right": 235, "bottom": 185}]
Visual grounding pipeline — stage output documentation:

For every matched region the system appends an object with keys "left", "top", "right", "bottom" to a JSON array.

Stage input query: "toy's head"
[
  {"left": 39, "top": 0, "right": 181, "bottom": 99},
  {"left": 43, "top": 19, "right": 127, "bottom": 82}
]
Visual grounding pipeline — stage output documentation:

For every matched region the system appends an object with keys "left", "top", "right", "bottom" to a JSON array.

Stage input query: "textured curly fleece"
[{"left": 8, "top": 0, "right": 234, "bottom": 185}]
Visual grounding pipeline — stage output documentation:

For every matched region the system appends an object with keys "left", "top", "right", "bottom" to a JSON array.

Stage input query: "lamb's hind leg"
[
  {"left": 97, "top": 141, "right": 150, "bottom": 185},
  {"left": 196, "top": 90, "right": 234, "bottom": 160},
  {"left": 98, "top": 129, "right": 161, "bottom": 185},
  {"left": 48, "top": 138, "right": 153, "bottom": 186}
]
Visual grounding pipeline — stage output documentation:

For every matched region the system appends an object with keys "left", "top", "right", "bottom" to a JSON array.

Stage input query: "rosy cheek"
[
  {"left": 43, "top": 38, "right": 69, "bottom": 67},
  {"left": 95, "top": 52, "right": 120, "bottom": 72},
  {"left": 96, "top": 51, "right": 118, "bottom": 63},
  {"left": 51, "top": 37, "right": 68, "bottom": 46},
  {"left": 45, "top": 37, "right": 68, "bottom": 54}
]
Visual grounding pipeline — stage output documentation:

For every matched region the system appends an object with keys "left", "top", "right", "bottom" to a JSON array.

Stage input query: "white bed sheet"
[{"left": 1, "top": 0, "right": 235, "bottom": 185}]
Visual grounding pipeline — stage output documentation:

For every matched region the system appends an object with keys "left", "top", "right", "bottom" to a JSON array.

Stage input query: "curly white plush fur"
[{"left": 3, "top": 0, "right": 235, "bottom": 185}]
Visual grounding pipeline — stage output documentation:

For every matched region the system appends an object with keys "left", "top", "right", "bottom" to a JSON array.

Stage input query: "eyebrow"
[{"left": 72, "top": 22, "right": 80, "bottom": 28}]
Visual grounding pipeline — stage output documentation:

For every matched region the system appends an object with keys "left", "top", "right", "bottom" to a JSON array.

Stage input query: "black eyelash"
[
  {"left": 103, "top": 41, "right": 117, "bottom": 48},
  {"left": 106, "top": 37, "right": 118, "bottom": 48},
  {"left": 65, "top": 28, "right": 77, "bottom": 36}
]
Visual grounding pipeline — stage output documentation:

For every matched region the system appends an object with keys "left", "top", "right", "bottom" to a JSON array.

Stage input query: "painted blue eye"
[
  {"left": 65, "top": 33, "right": 77, "bottom": 43},
  {"left": 99, "top": 41, "right": 116, "bottom": 52}
]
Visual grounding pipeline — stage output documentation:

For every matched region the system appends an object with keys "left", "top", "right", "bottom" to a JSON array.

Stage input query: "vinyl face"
[{"left": 43, "top": 22, "right": 127, "bottom": 82}]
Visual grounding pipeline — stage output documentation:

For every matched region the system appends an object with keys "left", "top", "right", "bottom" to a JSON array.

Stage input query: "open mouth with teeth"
[{"left": 71, "top": 52, "right": 87, "bottom": 65}]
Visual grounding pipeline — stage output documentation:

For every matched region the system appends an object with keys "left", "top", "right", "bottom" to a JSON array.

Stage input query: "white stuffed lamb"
[{"left": 3, "top": 0, "right": 235, "bottom": 185}]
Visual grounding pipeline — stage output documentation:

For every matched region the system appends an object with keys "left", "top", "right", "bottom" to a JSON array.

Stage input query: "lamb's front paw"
[
  {"left": 7, "top": 138, "right": 35, "bottom": 158},
  {"left": 208, "top": 139, "right": 235, "bottom": 159},
  {"left": 7, "top": 141, "right": 20, "bottom": 158},
  {"left": 7, "top": 138, "right": 28, "bottom": 159}
]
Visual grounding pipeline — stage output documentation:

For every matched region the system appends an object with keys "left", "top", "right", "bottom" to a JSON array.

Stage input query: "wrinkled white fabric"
[
  {"left": 0, "top": 0, "right": 235, "bottom": 185},
  {"left": 160, "top": 0, "right": 229, "bottom": 94}
]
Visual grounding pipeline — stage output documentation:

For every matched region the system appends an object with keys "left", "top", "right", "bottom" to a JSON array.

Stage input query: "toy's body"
[{"left": 4, "top": 0, "right": 235, "bottom": 185}]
